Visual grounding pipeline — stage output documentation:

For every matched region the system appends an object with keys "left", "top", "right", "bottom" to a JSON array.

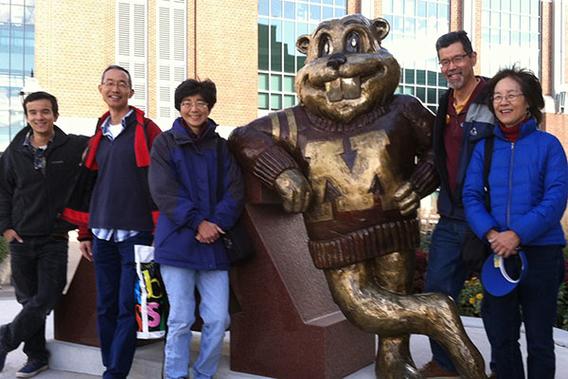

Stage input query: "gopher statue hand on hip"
[{"left": 229, "top": 14, "right": 486, "bottom": 379}]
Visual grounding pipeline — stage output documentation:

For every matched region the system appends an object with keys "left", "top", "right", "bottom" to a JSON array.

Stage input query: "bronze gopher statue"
[{"left": 229, "top": 15, "right": 486, "bottom": 379}]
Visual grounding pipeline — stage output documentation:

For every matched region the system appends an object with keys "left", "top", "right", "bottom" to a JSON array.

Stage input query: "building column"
[{"left": 450, "top": 0, "right": 464, "bottom": 31}]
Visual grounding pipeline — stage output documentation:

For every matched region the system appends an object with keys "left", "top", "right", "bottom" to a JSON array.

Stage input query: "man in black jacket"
[
  {"left": 419, "top": 31, "right": 495, "bottom": 378},
  {"left": 0, "top": 91, "right": 87, "bottom": 378}
]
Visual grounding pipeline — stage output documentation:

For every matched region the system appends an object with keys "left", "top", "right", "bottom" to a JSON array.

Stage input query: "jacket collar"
[
  {"left": 493, "top": 117, "right": 537, "bottom": 141},
  {"left": 171, "top": 117, "right": 218, "bottom": 145},
  {"left": 14, "top": 125, "right": 69, "bottom": 152}
]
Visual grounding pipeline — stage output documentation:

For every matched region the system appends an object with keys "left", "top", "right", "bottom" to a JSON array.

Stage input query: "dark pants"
[
  {"left": 482, "top": 245, "right": 564, "bottom": 379},
  {"left": 0, "top": 236, "right": 68, "bottom": 363},
  {"left": 424, "top": 217, "right": 469, "bottom": 371},
  {"left": 93, "top": 232, "right": 152, "bottom": 379}
]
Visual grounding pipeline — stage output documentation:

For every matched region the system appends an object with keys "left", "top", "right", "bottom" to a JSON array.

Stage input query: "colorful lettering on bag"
[
  {"left": 142, "top": 269, "right": 164, "bottom": 299},
  {"left": 146, "top": 302, "right": 161, "bottom": 328}
]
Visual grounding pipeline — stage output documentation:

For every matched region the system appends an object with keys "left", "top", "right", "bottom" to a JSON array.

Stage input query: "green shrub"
[{"left": 0, "top": 237, "right": 7, "bottom": 264}]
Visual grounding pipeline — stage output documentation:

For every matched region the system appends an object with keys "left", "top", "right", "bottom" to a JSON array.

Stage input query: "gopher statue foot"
[{"left": 375, "top": 336, "right": 422, "bottom": 379}]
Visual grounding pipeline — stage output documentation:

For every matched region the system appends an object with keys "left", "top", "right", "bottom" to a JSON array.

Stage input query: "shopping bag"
[{"left": 134, "top": 244, "right": 168, "bottom": 339}]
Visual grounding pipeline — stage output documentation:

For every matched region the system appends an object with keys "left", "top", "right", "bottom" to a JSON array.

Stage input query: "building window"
[
  {"left": 156, "top": 0, "right": 186, "bottom": 123},
  {"left": 257, "top": 0, "right": 347, "bottom": 113},
  {"left": 380, "top": 0, "right": 450, "bottom": 112},
  {"left": 0, "top": 0, "right": 35, "bottom": 151},
  {"left": 116, "top": 0, "right": 148, "bottom": 112},
  {"left": 480, "top": 0, "right": 540, "bottom": 77}
]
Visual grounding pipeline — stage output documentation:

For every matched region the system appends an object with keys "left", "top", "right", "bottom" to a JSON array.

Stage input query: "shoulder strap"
[
  {"left": 216, "top": 136, "right": 224, "bottom": 200},
  {"left": 483, "top": 136, "right": 494, "bottom": 210}
]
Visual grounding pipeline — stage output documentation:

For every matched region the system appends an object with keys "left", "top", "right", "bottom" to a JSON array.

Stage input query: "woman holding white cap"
[{"left": 463, "top": 66, "right": 568, "bottom": 379}]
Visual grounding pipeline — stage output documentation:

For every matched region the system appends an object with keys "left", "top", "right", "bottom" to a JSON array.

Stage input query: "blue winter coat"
[
  {"left": 148, "top": 118, "right": 244, "bottom": 270},
  {"left": 463, "top": 118, "right": 567, "bottom": 246}
]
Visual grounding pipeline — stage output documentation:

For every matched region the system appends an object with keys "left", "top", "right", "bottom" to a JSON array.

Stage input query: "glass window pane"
[
  {"left": 259, "top": 0, "right": 269, "bottom": 16},
  {"left": 322, "top": 6, "right": 333, "bottom": 19},
  {"left": 283, "top": 21, "right": 295, "bottom": 72},
  {"left": 284, "top": 1, "right": 295, "bottom": 19},
  {"left": 334, "top": 7, "right": 345, "bottom": 17},
  {"left": 258, "top": 73, "right": 269, "bottom": 90},
  {"left": 258, "top": 93, "right": 269, "bottom": 109},
  {"left": 416, "top": 87, "right": 426, "bottom": 102},
  {"left": 271, "top": 75, "right": 282, "bottom": 91},
  {"left": 271, "top": 0, "right": 282, "bottom": 17},
  {"left": 258, "top": 20, "right": 269, "bottom": 70},
  {"left": 416, "top": 69, "right": 426, "bottom": 84},
  {"left": 403, "top": 86, "right": 414, "bottom": 95},
  {"left": 283, "top": 76, "right": 295, "bottom": 92},
  {"left": 334, "top": 0, "right": 346, "bottom": 7},
  {"left": 310, "top": 5, "right": 321, "bottom": 21},
  {"left": 427, "top": 88, "right": 437, "bottom": 103},
  {"left": 427, "top": 71, "right": 437, "bottom": 86},
  {"left": 404, "top": 69, "right": 414, "bottom": 84},
  {"left": 296, "top": 55, "right": 306, "bottom": 70},
  {"left": 271, "top": 20, "right": 282, "bottom": 71},
  {"left": 283, "top": 95, "right": 295, "bottom": 107},
  {"left": 297, "top": 3, "right": 308, "bottom": 21},
  {"left": 417, "top": 0, "right": 426, "bottom": 17},
  {"left": 271, "top": 94, "right": 282, "bottom": 110}
]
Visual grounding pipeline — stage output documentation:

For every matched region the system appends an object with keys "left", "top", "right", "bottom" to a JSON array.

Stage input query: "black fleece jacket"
[{"left": 0, "top": 126, "right": 88, "bottom": 237}]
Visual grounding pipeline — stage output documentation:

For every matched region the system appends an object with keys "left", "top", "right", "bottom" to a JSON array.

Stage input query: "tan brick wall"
[
  {"left": 188, "top": 0, "right": 258, "bottom": 127},
  {"left": 348, "top": 0, "right": 361, "bottom": 15},
  {"left": 544, "top": 113, "right": 568, "bottom": 233},
  {"left": 35, "top": 0, "right": 115, "bottom": 118},
  {"left": 541, "top": 0, "right": 553, "bottom": 95},
  {"left": 449, "top": 0, "right": 463, "bottom": 31}
]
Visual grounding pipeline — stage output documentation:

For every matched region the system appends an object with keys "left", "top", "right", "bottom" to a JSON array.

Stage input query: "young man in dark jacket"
[
  {"left": 0, "top": 91, "right": 87, "bottom": 378},
  {"left": 420, "top": 31, "right": 494, "bottom": 378}
]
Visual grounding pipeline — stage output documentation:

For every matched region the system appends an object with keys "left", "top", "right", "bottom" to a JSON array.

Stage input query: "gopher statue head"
[{"left": 295, "top": 14, "right": 400, "bottom": 123}]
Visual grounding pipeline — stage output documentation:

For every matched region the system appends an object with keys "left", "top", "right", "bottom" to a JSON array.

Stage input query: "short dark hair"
[
  {"left": 174, "top": 79, "right": 217, "bottom": 111},
  {"left": 23, "top": 91, "right": 59, "bottom": 117},
  {"left": 101, "top": 65, "right": 133, "bottom": 88},
  {"left": 435, "top": 30, "right": 474, "bottom": 57},
  {"left": 487, "top": 66, "right": 544, "bottom": 125}
]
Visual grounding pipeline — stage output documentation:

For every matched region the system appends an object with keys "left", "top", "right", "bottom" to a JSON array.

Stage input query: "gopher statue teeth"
[{"left": 229, "top": 14, "right": 487, "bottom": 379}]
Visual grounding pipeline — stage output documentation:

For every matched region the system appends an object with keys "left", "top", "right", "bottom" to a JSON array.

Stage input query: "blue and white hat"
[{"left": 481, "top": 251, "right": 528, "bottom": 297}]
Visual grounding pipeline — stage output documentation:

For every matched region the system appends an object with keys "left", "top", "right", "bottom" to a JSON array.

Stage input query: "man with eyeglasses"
[
  {"left": 0, "top": 91, "right": 87, "bottom": 377},
  {"left": 63, "top": 65, "right": 161, "bottom": 379},
  {"left": 420, "top": 31, "right": 495, "bottom": 378}
]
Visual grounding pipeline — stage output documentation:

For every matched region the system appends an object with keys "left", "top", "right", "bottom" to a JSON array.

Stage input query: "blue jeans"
[
  {"left": 92, "top": 232, "right": 153, "bottom": 379},
  {"left": 1, "top": 236, "right": 67, "bottom": 362},
  {"left": 160, "top": 265, "right": 230, "bottom": 379},
  {"left": 424, "top": 217, "right": 469, "bottom": 371},
  {"left": 482, "top": 245, "right": 564, "bottom": 379}
]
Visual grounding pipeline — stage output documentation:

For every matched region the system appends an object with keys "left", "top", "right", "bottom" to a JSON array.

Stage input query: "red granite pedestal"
[{"left": 230, "top": 204, "right": 375, "bottom": 379}]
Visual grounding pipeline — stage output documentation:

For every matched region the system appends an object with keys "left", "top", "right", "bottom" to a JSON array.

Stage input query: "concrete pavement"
[{"left": 1, "top": 238, "right": 568, "bottom": 378}]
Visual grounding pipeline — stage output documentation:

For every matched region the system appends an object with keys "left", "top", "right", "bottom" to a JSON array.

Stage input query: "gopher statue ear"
[
  {"left": 296, "top": 35, "right": 311, "bottom": 55},
  {"left": 372, "top": 18, "right": 390, "bottom": 42}
]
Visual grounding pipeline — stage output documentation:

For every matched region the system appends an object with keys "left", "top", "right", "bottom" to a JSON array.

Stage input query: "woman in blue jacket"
[
  {"left": 148, "top": 79, "right": 244, "bottom": 379},
  {"left": 463, "top": 67, "right": 567, "bottom": 379}
]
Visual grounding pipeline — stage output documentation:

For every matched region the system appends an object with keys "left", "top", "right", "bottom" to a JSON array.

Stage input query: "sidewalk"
[{"left": 1, "top": 284, "right": 568, "bottom": 378}]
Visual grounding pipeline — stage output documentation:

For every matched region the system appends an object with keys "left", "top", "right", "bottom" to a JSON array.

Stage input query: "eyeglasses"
[
  {"left": 101, "top": 80, "right": 130, "bottom": 89},
  {"left": 180, "top": 100, "right": 208, "bottom": 110},
  {"left": 439, "top": 53, "right": 470, "bottom": 68},
  {"left": 491, "top": 93, "right": 524, "bottom": 103}
]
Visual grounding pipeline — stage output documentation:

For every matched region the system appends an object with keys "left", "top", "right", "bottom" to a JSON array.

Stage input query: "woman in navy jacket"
[
  {"left": 463, "top": 67, "right": 567, "bottom": 379},
  {"left": 148, "top": 79, "right": 244, "bottom": 379}
]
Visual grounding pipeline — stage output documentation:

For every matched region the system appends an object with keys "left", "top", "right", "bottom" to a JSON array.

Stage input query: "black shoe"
[{"left": 16, "top": 360, "right": 48, "bottom": 378}]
